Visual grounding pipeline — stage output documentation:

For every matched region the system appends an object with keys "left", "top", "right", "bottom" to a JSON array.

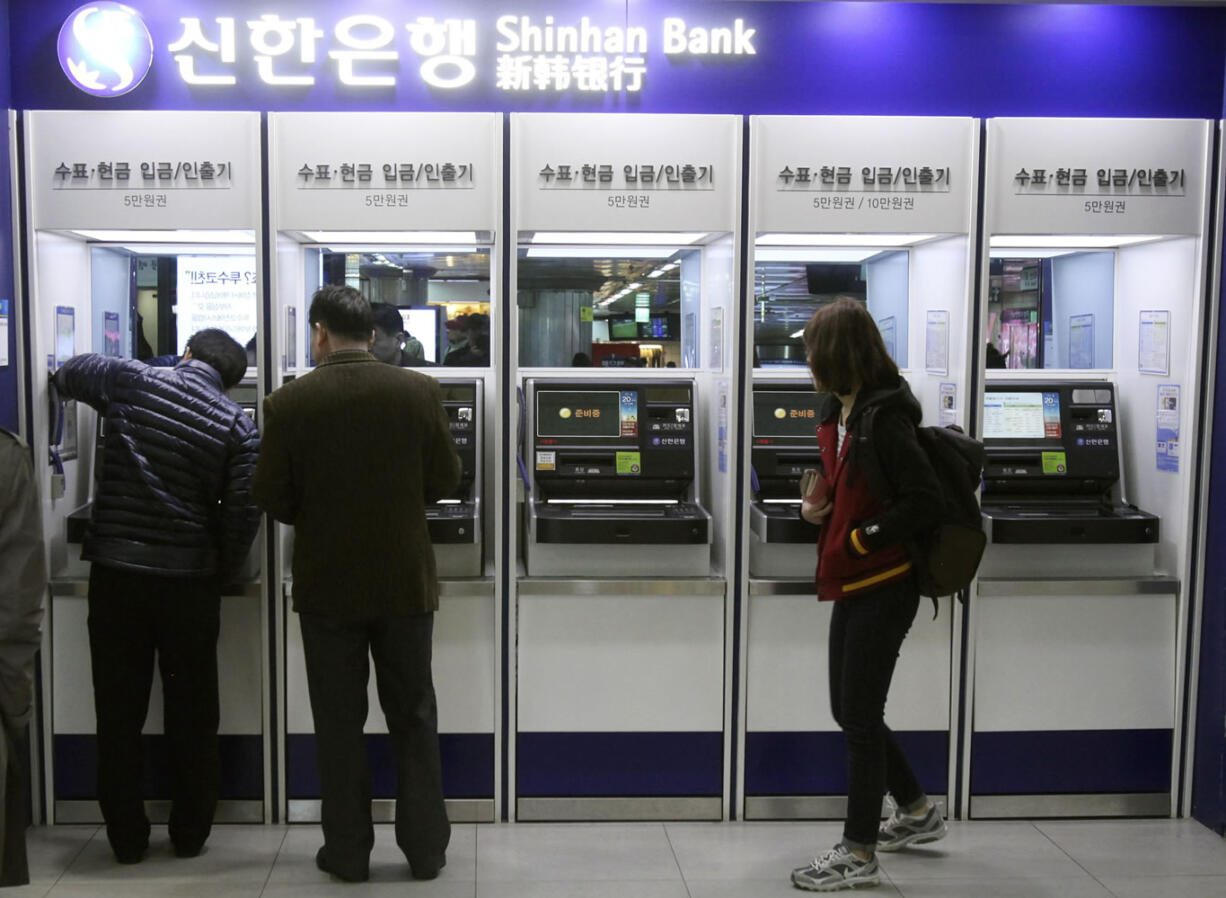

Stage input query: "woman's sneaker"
[
  {"left": 876, "top": 800, "right": 947, "bottom": 852},
  {"left": 791, "top": 844, "right": 880, "bottom": 891}
]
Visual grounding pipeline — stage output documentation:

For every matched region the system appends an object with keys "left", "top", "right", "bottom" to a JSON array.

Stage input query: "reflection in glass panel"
[
  {"left": 753, "top": 248, "right": 908, "bottom": 368},
  {"left": 318, "top": 249, "right": 491, "bottom": 367},
  {"left": 517, "top": 244, "right": 695, "bottom": 368},
  {"left": 988, "top": 252, "right": 1113, "bottom": 369},
  {"left": 132, "top": 251, "right": 258, "bottom": 364}
]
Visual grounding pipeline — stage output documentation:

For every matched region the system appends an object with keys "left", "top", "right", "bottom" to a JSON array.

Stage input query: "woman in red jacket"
[{"left": 790, "top": 298, "right": 948, "bottom": 892}]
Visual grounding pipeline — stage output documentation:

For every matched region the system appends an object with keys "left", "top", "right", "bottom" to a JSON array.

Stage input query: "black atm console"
[
  {"left": 426, "top": 378, "right": 482, "bottom": 577},
  {"left": 981, "top": 381, "right": 1158, "bottom": 544},
  {"left": 524, "top": 378, "right": 711, "bottom": 577},
  {"left": 747, "top": 381, "right": 825, "bottom": 578}
]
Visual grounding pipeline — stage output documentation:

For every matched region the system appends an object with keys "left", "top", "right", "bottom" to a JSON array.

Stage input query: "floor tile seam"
[
  {"left": 661, "top": 823, "right": 695, "bottom": 898},
  {"left": 52, "top": 824, "right": 100, "bottom": 887},
  {"left": 1026, "top": 817, "right": 1109, "bottom": 886},
  {"left": 258, "top": 827, "right": 292, "bottom": 896}
]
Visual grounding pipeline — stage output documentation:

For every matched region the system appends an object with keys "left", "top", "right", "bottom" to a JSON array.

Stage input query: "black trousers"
[
  {"left": 828, "top": 578, "right": 925, "bottom": 848},
  {"left": 87, "top": 563, "right": 221, "bottom": 857},
  {"left": 299, "top": 611, "right": 449, "bottom": 878}
]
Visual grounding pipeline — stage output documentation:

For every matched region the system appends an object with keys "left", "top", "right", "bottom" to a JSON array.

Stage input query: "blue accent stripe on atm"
[
  {"left": 744, "top": 731, "right": 948, "bottom": 795},
  {"left": 54, "top": 734, "right": 263, "bottom": 800},
  {"left": 286, "top": 733, "right": 494, "bottom": 799},
  {"left": 971, "top": 730, "right": 1172, "bottom": 794},
  {"left": 516, "top": 732, "right": 723, "bottom": 797}
]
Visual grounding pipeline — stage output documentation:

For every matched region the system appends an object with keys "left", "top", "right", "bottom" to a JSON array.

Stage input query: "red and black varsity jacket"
[{"left": 812, "top": 378, "right": 942, "bottom": 601}]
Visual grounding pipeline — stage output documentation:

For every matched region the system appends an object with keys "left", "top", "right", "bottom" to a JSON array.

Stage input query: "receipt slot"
[
  {"left": 748, "top": 381, "right": 822, "bottom": 579},
  {"left": 524, "top": 378, "right": 711, "bottom": 577}
]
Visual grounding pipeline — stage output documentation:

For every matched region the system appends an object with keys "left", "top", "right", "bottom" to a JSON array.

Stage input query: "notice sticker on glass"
[
  {"left": 616, "top": 451, "right": 641, "bottom": 475},
  {"left": 925, "top": 310, "right": 949, "bottom": 375},
  {"left": 938, "top": 382, "right": 956, "bottom": 426},
  {"left": 1157, "top": 384, "right": 1180, "bottom": 473},
  {"left": 103, "top": 311, "right": 121, "bottom": 357},
  {"left": 1139, "top": 310, "right": 1170, "bottom": 375},
  {"left": 55, "top": 306, "right": 75, "bottom": 368},
  {"left": 1041, "top": 451, "right": 1067, "bottom": 475}
]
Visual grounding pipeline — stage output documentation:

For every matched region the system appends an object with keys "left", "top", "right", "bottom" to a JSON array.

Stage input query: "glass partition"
[{"left": 752, "top": 247, "right": 910, "bottom": 368}]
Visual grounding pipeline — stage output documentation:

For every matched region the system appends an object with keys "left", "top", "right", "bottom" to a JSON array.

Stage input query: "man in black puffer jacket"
[{"left": 51, "top": 328, "right": 260, "bottom": 865}]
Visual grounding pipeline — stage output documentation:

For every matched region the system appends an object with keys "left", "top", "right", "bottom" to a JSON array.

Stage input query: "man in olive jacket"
[{"left": 252, "top": 285, "right": 460, "bottom": 884}]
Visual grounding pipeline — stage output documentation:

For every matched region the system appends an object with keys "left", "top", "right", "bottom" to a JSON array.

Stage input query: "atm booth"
[
  {"left": 738, "top": 116, "right": 978, "bottom": 819},
  {"left": 968, "top": 118, "right": 1215, "bottom": 818},
  {"left": 510, "top": 113, "right": 740, "bottom": 820},
  {"left": 23, "top": 110, "right": 268, "bottom": 822},
  {"left": 268, "top": 112, "right": 502, "bottom": 823}
]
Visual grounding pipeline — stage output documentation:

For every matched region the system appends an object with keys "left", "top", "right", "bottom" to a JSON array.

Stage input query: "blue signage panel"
[{"left": 8, "top": 1, "right": 1226, "bottom": 117}]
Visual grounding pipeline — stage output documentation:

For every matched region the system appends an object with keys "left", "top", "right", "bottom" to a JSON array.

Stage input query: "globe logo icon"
[{"left": 57, "top": 3, "right": 154, "bottom": 98}]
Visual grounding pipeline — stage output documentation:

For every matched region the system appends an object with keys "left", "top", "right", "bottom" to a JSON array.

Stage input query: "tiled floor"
[{"left": 7, "top": 818, "right": 1225, "bottom": 897}]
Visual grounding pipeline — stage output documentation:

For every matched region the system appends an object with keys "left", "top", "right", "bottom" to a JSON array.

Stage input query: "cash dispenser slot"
[{"left": 980, "top": 381, "right": 1158, "bottom": 544}]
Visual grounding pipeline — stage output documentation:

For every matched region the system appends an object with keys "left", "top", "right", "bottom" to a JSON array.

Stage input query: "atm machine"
[
  {"left": 524, "top": 378, "right": 710, "bottom": 577},
  {"left": 968, "top": 117, "right": 1213, "bottom": 819},
  {"left": 747, "top": 381, "right": 822, "bottom": 579},
  {"left": 510, "top": 112, "right": 740, "bottom": 821},
  {"left": 24, "top": 109, "right": 268, "bottom": 823},
  {"left": 739, "top": 115, "right": 978, "bottom": 820},
  {"left": 980, "top": 381, "right": 1158, "bottom": 544},
  {"left": 269, "top": 111, "right": 502, "bottom": 823}
]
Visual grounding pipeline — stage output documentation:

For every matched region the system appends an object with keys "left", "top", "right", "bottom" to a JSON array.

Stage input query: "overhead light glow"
[
  {"left": 988, "top": 249, "right": 1074, "bottom": 260},
  {"left": 755, "top": 248, "right": 883, "bottom": 263},
  {"left": 116, "top": 244, "right": 256, "bottom": 255},
  {"left": 529, "top": 231, "right": 708, "bottom": 245},
  {"left": 790, "top": 329, "right": 806, "bottom": 339},
  {"left": 989, "top": 234, "right": 1164, "bottom": 249},
  {"left": 523, "top": 246, "right": 676, "bottom": 259},
  {"left": 757, "top": 233, "right": 940, "bottom": 247},
  {"left": 71, "top": 229, "right": 255, "bottom": 243},
  {"left": 300, "top": 230, "right": 479, "bottom": 244}
]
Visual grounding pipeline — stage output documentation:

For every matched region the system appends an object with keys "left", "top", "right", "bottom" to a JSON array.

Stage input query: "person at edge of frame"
[
  {"left": 50, "top": 329, "right": 261, "bottom": 865},
  {"left": 789, "top": 296, "right": 949, "bottom": 893},
  {"left": 252, "top": 285, "right": 461, "bottom": 884}
]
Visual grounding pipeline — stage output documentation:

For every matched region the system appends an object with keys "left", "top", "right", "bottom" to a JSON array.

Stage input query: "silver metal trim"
[
  {"left": 975, "top": 577, "right": 1179, "bottom": 598},
  {"left": 515, "top": 797, "right": 722, "bottom": 821},
  {"left": 55, "top": 800, "right": 265, "bottom": 825},
  {"left": 438, "top": 577, "right": 497, "bottom": 598},
  {"left": 517, "top": 578, "right": 726, "bottom": 597},
  {"left": 748, "top": 579, "right": 814, "bottom": 596},
  {"left": 287, "top": 799, "right": 494, "bottom": 824},
  {"left": 745, "top": 795, "right": 948, "bottom": 821},
  {"left": 50, "top": 579, "right": 265, "bottom": 599},
  {"left": 970, "top": 793, "right": 1170, "bottom": 819}
]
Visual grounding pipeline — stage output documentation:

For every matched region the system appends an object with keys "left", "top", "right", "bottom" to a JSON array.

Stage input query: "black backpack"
[{"left": 857, "top": 406, "right": 987, "bottom": 602}]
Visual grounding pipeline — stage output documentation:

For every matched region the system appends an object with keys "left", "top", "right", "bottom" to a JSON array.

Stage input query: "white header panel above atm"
[
  {"left": 986, "top": 117, "right": 1212, "bottom": 237},
  {"left": 271, "top": 112, "right": 501, "bottom": 234},
  {"left": 512, "top": 113, "right": 740, "bottom": 234},
  {"left": 26, "top": 110, "right": 260, "bottom": 232},
  {"left": 751, "top": 115, "right": 978, "bottom": 235}
]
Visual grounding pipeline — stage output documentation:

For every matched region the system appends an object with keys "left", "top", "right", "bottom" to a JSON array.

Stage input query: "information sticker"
[
  {"left": 616, "top": 451, "right": 641, "bottom": 475},
  {"left": 1041, "top": 451, "right": 1067, "bottom": 475}
]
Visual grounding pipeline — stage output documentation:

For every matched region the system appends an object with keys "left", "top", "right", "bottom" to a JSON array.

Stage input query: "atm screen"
[
  {"left": 983, "top": 390, "right": 1063, "bottom": 440},
  {"left": 439, "top": 383, "right": 476, "bottom": 403},
  {"left": 536, "top": 390, "right": 623, "bottom": 438},
  {"left": 753, "top": 391, "right": 823, "bottom": 438}
]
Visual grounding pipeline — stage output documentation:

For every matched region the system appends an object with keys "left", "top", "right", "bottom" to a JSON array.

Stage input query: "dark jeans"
[
  {"left": 299, "top": 611, "right": 449, "bottom": 878},
  {"left": 828, "top": 578, "right": 924, "bottom": 848},
  {"left": 87, "top": 563, "right": 221, "bottom": 857}
]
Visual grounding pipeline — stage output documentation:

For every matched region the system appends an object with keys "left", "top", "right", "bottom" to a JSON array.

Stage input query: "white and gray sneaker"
[
  {"left": 876, "top": 799, "right": 947, "bottom": 852},
  {"left": 791, "top": 844, "right": 880, "bottom": 891}
]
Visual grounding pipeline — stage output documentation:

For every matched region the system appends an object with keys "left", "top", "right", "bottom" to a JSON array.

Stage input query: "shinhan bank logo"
[{"left": 58, "top": 3, "right": 154, "bottom": 97}]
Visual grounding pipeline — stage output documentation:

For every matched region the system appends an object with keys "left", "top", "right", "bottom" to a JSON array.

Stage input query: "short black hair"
[
  {"left": 370, "top": 303, "right": 406, "bottom": 336},
  {"left": 309, "top": 285, "right": 373, "bottom": 343},
  {"left": 186, "top": 328, "right": 248, "bottom": 390}
]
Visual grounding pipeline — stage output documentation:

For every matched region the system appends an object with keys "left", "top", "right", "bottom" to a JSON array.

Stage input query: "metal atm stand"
[
  {"left": 980, "top": 381, "right": 1158, "bottom": 544},
  {"left": 748, "top": 382, "right": 822, "bottom": 579},
  {"left": 523, "top": 378, "right": 711, "bottom": 577},
  {"left": 428, "top": 378, "right": 482, "bottom": 577}
]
